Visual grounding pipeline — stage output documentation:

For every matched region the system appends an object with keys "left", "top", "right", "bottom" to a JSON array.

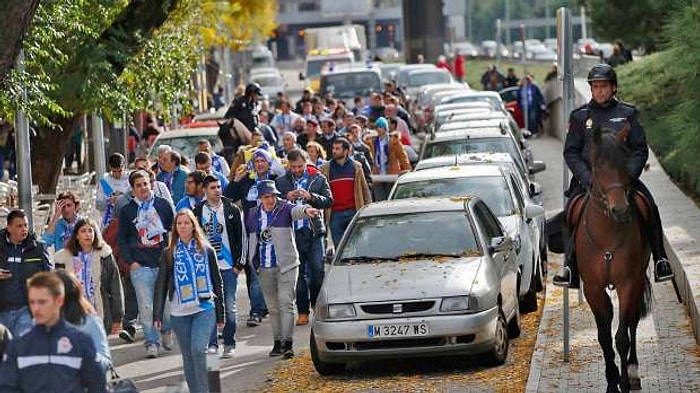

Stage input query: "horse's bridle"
[{"left": 588, "top": 170, "right": 631, "bottom": 218}]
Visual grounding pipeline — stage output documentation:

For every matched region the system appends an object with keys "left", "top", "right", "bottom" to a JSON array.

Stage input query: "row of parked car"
[
  {"left": 447, "top": 37, "right": 612, "bottom": 62},
  {"left": 309, "top": 68, "right": 549, "bottom": 374}
]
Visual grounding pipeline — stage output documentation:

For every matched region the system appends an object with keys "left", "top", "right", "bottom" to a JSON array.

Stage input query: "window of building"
[{"left": 299, "top": 2, "right": 319, "bottom": 12}]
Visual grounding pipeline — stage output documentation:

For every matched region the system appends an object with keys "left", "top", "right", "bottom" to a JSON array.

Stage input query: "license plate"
[{"left": 367, "top": 322, "right": 429, "bottom": 339}]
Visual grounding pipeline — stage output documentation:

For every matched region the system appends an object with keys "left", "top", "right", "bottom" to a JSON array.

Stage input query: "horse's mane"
[{"left": 593, "top": 127, "right": 630, "bottom": 176}]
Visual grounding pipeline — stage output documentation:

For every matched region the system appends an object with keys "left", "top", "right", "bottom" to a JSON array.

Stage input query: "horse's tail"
[{"left": 639, "top": 275, "right": 653, "bottom": 319}]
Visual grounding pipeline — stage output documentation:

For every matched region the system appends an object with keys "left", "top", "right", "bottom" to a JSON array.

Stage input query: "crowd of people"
[{"left": 0, "top": 76, "right": 425, "bottom": 391}]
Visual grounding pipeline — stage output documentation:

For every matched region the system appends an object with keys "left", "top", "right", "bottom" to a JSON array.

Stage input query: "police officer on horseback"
[
  {"left": 224, "top": 82, "right": 262, "bottom": 131},
  {"left": 553, "top": 64, "right": 674, "bottom": 288}
]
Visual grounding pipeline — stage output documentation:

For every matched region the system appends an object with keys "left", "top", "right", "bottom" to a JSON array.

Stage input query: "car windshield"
[
  {"left": 321, "top": 72, "right": 382, "bottom": 98},
  {"left": 150, "top": 135, "right": 221, "bottom": 161},
  {"left": 424, "top": 136, "right": 519, "bottom": 162},
  {"left": 408, "top": 71, "right": 451, "bottom": 87},
  {"left": 338, "top": 212, "right": 481, "bottom": 263},
  {"left": 392, "top": 177, "right": 514, "bottom": 216},
  {"left": 444, "top": 95, "right": 501, "bottom": 109},
  {"left": 307, "top": 58, "right": 352, "bottom": 78}
]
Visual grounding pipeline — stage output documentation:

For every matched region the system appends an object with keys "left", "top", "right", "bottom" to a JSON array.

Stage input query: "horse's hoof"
[{"left": 629, "top": 378, "right": 641, "bottom": 391}]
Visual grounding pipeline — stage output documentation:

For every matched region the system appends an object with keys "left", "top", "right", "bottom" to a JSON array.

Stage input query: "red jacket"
[{"left": 454, "top": 55, "right": 465, "bottom": 78}]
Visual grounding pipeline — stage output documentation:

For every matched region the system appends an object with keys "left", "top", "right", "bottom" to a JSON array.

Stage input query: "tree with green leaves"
[
  {"left": 580, "top": 0, "right": 690, "bottom": 52},
  {"left": 0, "top": 0, "right": 277, "bottom": 193}
]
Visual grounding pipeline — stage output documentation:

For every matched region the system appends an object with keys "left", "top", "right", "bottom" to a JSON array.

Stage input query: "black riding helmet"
[
  {"left": 245, "top": 82, "right": 262, "bottom": 96},
  {"left": 587, "top": 64, "right": 617, "bottom": 85}
]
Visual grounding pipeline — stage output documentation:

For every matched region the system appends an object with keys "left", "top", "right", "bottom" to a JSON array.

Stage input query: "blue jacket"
[
  {"left": 41, "top": 216, "right": 81, "bottom": 252},
  {"left": 156, "top": 167, "right": 188, "bottom": 202},
  {"left": 0, "top": 319, "right": 105, "bottom": 393},
  {"left": 117, "top": 195, "right": 175, "bottom": 268}
]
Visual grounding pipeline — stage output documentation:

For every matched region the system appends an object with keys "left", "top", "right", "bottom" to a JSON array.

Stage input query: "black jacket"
[
  {"left": 117, "top": 196, "right": 175, "bottom": 269},
  {"left": 153, "top": 246, "right": 224, "bottom": 324},
  {"left": 564, "top": 99, "right": 648, "bottom": 196},
  {"left": 275, "top": 167, "right": 334, "bottom": 236},
  {"left": 0, "top": 231, "right": 51, "bottom": 311},
  {"left": 193, "top": 197, "right": 247, "bottom": 270},
  {"left": 224, "top": 95, "right": 258, "bottom": 132}
]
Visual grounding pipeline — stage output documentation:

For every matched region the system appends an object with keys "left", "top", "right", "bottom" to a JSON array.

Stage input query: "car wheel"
[
  {"left": 520, "top": 258, "right": 539, "bottom": 314},
  {"left": 534, "top": 254, "right": 545, "bottom": 293},
  {"left": 482, "top": 306, "right": 509, "bottom": 367},
  {"left": 310, "top": 330, "right": 346, "bottom": 375},
  {"left": 507, "top": 301, "right": 522, "bottom": 338}
]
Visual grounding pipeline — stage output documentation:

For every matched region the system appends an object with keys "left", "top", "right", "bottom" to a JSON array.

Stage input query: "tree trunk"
[
  {"left": 0, "top": 0, "right": 40, "bottom": 82},
  {"left": 31, "top": 115, "right": 78, "bottom": 193}
]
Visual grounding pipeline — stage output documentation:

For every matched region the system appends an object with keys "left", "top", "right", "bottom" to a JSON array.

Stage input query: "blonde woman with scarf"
[
  {"left": 153, "top": 209, "right": 224, "bottom": 393},
  {"left": 53, "top": 219, "right": 124, "bottom": 334}
]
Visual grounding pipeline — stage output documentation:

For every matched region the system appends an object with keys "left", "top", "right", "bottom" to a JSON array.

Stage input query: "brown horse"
[{"left": 572, "top": 126, "right": 652, "bottom": 393}]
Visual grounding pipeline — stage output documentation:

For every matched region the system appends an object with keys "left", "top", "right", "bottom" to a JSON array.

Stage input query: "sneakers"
[
  {"left": 221, "top": 345, "right": 235, "bottom": 359},
  {"left": 161, "top": 331, "right": 174, "bottom": 351},
  {"left": 269, "top": 340, "right": 283, "bottom": 357},
  {"left": 296, "top": 313, "right": 309, "bottom": 326},
  {"left": 119, "top": 327, "right": 135, "bottom": 343},
  {"left": 654, "top": 258, "right": 674, "bottom": 282},
  {"left": 206, "top": 346, "right": 218, "bottom": 355},
  {"left": 247, "top": 313, "right": 262, "bottom": 327},
  {"left": 146, "top": 344, "right": 158, "bottom": 359},
  {"left": 282, "top": 341, "right": 295, "bottom": 359}
]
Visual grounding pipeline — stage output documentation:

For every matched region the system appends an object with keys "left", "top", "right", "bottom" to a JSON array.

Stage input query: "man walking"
[
  {"left": 276, "top": 149, "right": 333, "bottom": 325},
  {"left": 96, "top": 153, "right": 130, "bottom": 230},
  {"left": 245, "top": 181, "right": 320, "bottom": 358},
  {"left": 0, "top": 272, "right": 105, "bottom": 392},
  {"left": 0, "top": 210, "right": 51, "bottom": 337},
  {"left": 118, "top": 170, "right": 175, "bottom": 358},
  {"left": 156, "top": 150, "right": 188, "bottom": 202},
  {"left": 320, "top": 138, "right": 372, "bottom": 246},
  {"left": 175, "top": 170, "right": 207, "bottom": 212},
  {"left": 194, "top": 175, "right": 247, "bottom": 358}
]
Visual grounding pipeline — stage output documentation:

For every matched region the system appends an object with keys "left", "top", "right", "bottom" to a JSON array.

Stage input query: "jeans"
[
  {"left": 120, "top": 270, "right": 139, "bottom": 331},
  {"left": 131, "top": 265, "right": 171, "bottom": 346},
  {"left": 258, "top": 266, "right": 298, "bottom": 342},
  {"left": 0, "top": 306, "right": 32, "bottom": 338},
  {"left": 171, "top": 309, "right": 215, "bottom": 393},
  {"left": 209, "top": 268, "right": 237, "bottom": 348},
  {"left": 330, "top": 209, "right": 356, "bottom": 247},
  {"left": 294, "top": 228, "right": 325, "bottom": 313},
  {"left": 244, "top": 263, "right": 267, "bottom": 317}
]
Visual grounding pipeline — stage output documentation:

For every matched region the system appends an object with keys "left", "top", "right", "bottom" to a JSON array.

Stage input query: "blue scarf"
[
  {"left": 292, "top": 171, "right": 310, "bottom": 230},
  {"left": 75, "top": 251, "right": 96, "bottom": 307},
  {"left": 374, "top": 135, "right": 389, "bottom": 175},
  {"left": 174, "top": 239, "right": 213, "bottom": 306},
  {"left": 135, "top": 197, "right": 166, "bottom": 246},
  {"left": 61, "top": 218, "right": 77, "bottom": 247},
  {"left": 246, "top": 172, "right": 270, "bottom": 202},
  {"left": 99, "top": 178, "right": 115, "bottom": 229}
]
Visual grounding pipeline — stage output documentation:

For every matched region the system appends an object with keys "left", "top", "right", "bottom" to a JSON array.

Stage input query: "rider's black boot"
[
  {"left": 647, "top": 202, "right": 674, "bottom": 282},
  {"left": 553, "top": 225, "right": 580, "bottom": 288}
]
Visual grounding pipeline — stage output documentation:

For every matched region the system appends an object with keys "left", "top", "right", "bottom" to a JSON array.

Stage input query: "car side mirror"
[
  {"left": 299, "top": 72, "right": 305, "bottom": 81},
  {"left": 488, "top": 235, "right": 513, "bottom": 254},
  {"left": 528, "top": 160, "right": 546, "bottom": 175},
  {"left": 529, "top": 181, "right": 542, "bottom": 197},
  {"left": 524, "top": 204, "right": 545, "bottom": 220}
]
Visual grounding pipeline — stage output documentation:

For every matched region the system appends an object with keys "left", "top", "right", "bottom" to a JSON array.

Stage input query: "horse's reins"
[{"left": 580, "top": 195, "right": 630, "bottom": 290}]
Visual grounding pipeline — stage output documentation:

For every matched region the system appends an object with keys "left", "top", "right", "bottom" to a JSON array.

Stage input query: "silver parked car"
[
  {"left": 388, "top": 165, "right": 546, "bottom": 312},
  {"left": 311, "top": 197, "right": 520, "bottom": 375}
]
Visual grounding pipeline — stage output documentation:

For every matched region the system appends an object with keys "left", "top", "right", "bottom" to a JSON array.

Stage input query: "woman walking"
[
  {"left": 153, "top": 210, "right": 224, "bottom": 393},
  {"left": 54, "top": 219, "right": 124, "bottom": 334}
]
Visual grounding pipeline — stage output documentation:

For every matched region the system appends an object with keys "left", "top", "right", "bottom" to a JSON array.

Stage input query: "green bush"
[{"left": 618, "top": 5, "right": 700, "bottom": 203}]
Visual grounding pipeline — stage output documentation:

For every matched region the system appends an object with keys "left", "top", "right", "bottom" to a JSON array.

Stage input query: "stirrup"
[
  {"left": 654, "top": 259, "right": 674, "bottom": 282},
  {"left": 553, "top": 266, "right": 572, "bottom": 287}
]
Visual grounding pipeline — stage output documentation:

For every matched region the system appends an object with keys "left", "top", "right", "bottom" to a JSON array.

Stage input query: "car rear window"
[
  {"left": 392, "top": 177, "right": 514, "bottom": 216},
  {"left": 338, "top": 212, "right": 480, "bottom": 263},
  {"left": 150, "top": 134, "right": 222, "bottom": 161},
  {"left": 408, "top": 71, "right": 451, "bottom": 87}
]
